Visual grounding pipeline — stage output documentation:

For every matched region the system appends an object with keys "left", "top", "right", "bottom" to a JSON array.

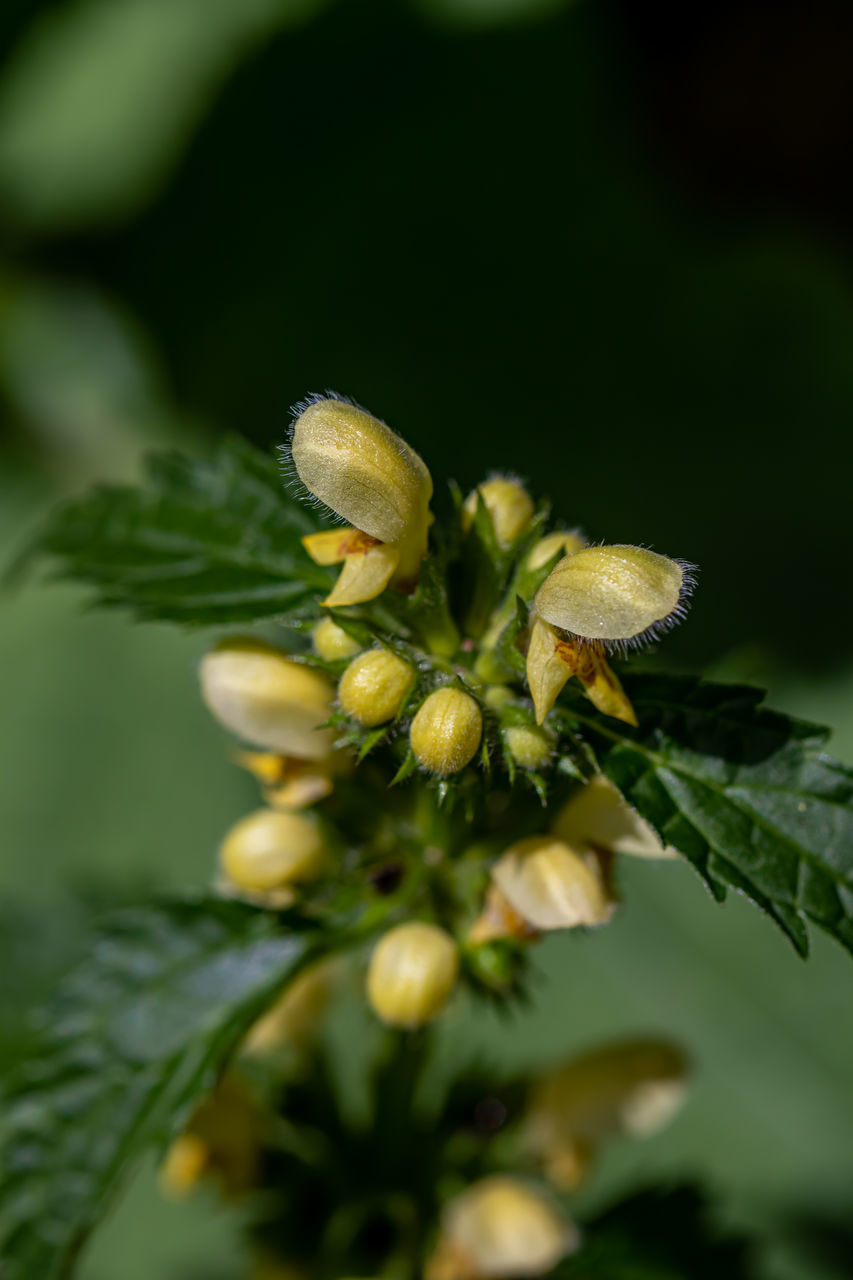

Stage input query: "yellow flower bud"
[
  {"left": 289, "top": 396, "right": 433, "bottom": 600},
  {"left": 313, "top": 616, "right": 361, "bottom": 662},
  {"left": 410, "top": 687, "right": 483, "bottom": 775},
  {"left": 242, "top": 959, "right": 334, "bottom": 1055},
  {"left": 464, "top": 475, "right": 535, "bottom": 548},
  {"left": 527, "top": 1039, "right": 689, "bottom": 1161},
  {"left": 526, "top": 529, "right": 586, "bottom": 572},
  {"left": 220, "top": 808, "right": 328, "bottom": 893},
  {"left": 366, "top": 921, "right": 459, "bottom": 1028},
  {"left": 535, "top": 545, "right": 690, "bottom": 649},
  {"left": 160, "top": 1074, "right": 260, "bottom": 1201},
  {"left": 338, "top": 647, "right": 414, "bottom": 726},
  {"left": 158, "top": 1132, "right": 209, "bottom": 1199},
  {"left": 504, "top": 724, "right": 553, "bottom": 771},
  {"left": 437, "top": 1176, "right": 578, "bottom": 1278},
  {"left": 200, "top": 638, "right": 334, "bottom": 759},
  {"left": 554, "top": 774, "right": 678, "bottom": 859},
  {"left": 491, "top": 835, "right": 614, "bottom": 931}
]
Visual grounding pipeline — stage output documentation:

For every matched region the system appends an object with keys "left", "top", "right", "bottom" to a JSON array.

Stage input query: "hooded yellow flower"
[{"left": 288, "top": 395, "right": 433, "bottom": 606}]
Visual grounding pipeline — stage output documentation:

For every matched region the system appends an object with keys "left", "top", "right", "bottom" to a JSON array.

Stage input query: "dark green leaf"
[
  {"left": 559, "top": 1185, "right": 755, "bottom": 1279},
  {"left": 0, "top": 896, "right": 327, "bottom": 1280},
  {"left": 18, "top": 436, "right": 331, "bottom": 624},
  {"left": 559, "top": 674, "right": 853, "bottom": 956}
]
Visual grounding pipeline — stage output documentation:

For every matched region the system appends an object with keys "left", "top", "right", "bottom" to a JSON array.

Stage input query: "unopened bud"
[
  {"left": 437, "top": 1176, "right": 578, "bottom": 1278},
  {"left": 200, "top": 638, "right": 334, "bottom": 759},
  {"left": 526, "top": 529, "right": 586, "bottom": 572},
  {"left": 160, "top": 1075, "right": 260, "bottom": 1200},
  {"left": 410, "top": 687, "right": 482, "bottom": 775},
  {"left": 464, "top": 475, "right": 534, "bottom": 548},
  {"left": 338, "top": 647, "right": 414, "bottom": 726},
  {"left": 554, "top": 774, "right": 677, "bottom": 859},
  {"left": 491, "top": 835, "right": 613, "bottom": 931},
  {"left": 528, "top": 1039, "right": 688, "bottom": 1161},
  {"left": 535, "top": 545, "right": 690, "bottom": 649},
  {"left": 366, "top": 921, "right": 459, "bottom": 1028},
  {"left": 220, "top": 808, "right": 328, "bottom": 892},
  {"left": 313, "top": 616, "right": 361, "bottom": 662},
  {"left": 504, "top": 724, "right": 553, "bottom": 771}
]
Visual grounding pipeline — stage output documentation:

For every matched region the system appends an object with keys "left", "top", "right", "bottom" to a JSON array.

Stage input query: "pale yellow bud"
[
  {"left": 528, "top": 1039, "right": 688, "bottom": 1154},
  {"left": 504, "top": 724, "right": 553, "bottom": 770},
  {"left": 439, "top": 1176, "right": 578, "bottom": 1278},
  {"left": 338, "top": 647, "right": 414, "bottom": 726},
  {"left": 366, "top": 921, "right": 459, "bottom": 1028},
  {"left": 464, "top": 475, "right": 535, "bottom": 548},
  {"left": 159, "top": 1133, "right": 209, "bottom": 1199},
  {"left": 410, "top": 687, "right": 483, "bottom": 775},
  {"left": 535, "top": 545, "right": 688, "bottom": 648},
  {"left": 220, "top": 808, "right": 328, "bottom": 893},
  {"left": 200, "top": 638, "right": 334, "bottom": 759},
  {"left": 554, "top": 774, "right": 677, "bottom": 859},
  {"left": 242, "top": 959, "right": 334, "bottom": 1055},
  {"left": 313, "top": 616, "right": 361, "bottom": 662},
  {"left": 491, "top": 836, "right": 614, "bottom": 931},
  {"left": 526, "top": 529, "right": 586, "bottom": 572}
]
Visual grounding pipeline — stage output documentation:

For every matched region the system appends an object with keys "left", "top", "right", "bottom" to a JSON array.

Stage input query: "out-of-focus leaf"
[
  {"left": 0, "top": 0, "right": 329, "bottom": 228},
  {"left": 558, "top": 674, "right": 853, "bottom": 957},
  {"left": 21, "top": 436, "right": 331, "bottom": 624},
  {"left": 0, "top": 274, "right": 180, "bottom": 482},
  {"left": 0, "top": 896, "right": 325, "bottom": 1280},
  {"left": 559, "top": 1185, "right": 754, "bottom": 1279}
]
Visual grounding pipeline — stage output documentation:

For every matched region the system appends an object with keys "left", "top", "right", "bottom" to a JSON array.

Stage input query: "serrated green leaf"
[
  {"left": 0, "top": 897, "right": 328, "bottom": 1280},
  {"left": 559, "top": 674, "right": 853, "bottom": 957},
  {"left": 18, "top": 436, "right": 332, "bottom": 625}
]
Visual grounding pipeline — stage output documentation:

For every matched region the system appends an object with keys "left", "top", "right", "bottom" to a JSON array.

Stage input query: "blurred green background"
[{"left": 2, "top": 0, "right": 853, "bottom": 1276}]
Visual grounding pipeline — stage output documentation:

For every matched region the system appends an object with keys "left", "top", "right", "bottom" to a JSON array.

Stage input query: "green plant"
[{"left": 4, "top": 393, "right": 853, "bottom": 1279}]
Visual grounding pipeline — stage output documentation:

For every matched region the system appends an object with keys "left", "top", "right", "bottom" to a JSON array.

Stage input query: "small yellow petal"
[
  {"left": 525, "top": 617, "right": 578, "bottom": 724},
  {"left": 576, "top": 648, "right": 637, "bottom": 726},
  {"left": 159, "top": 1133, "right": 209, "bottom": 1199},
  {"left": 302, "top": 527, "right": 376, "bottom": 565},
  {"left": 324, "top": 542, "right": 400, "bottom": 606}
]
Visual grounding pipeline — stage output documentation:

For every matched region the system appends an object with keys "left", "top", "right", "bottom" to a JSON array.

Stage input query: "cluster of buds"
[{"left": 195, "top": 394, "right": 692, "bottom": 1029}]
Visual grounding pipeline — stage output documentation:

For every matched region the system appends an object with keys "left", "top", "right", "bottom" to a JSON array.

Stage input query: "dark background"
[{"left": 2, "top": 1, "right": 853, "bottom": 1276}]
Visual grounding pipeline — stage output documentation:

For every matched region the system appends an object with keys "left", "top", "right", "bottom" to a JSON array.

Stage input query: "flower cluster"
[{"left": 173, "top": 394, "right": 696, "bottom": 1276}]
